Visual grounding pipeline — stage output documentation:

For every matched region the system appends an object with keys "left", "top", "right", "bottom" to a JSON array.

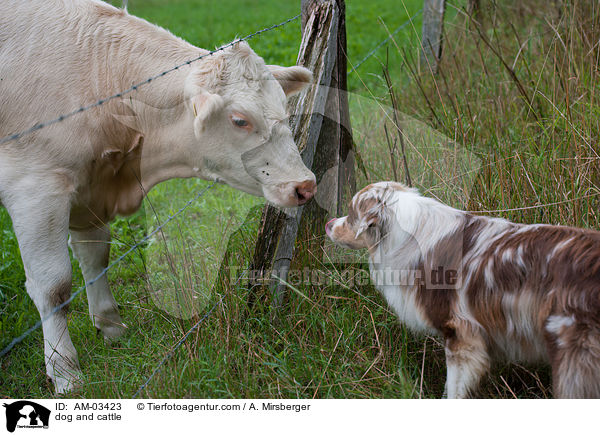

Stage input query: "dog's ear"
[
  {"left": 354, "top": 185, "right": 394, "bottom": 238},
  {"left": 356, "top": 215, "right": 378, "bottom": 238},
  {"left": 355, "top": 201, "right": 385, "bottom": 238}
]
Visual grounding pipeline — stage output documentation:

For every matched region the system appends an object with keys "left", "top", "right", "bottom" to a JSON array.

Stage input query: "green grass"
[
  {"left": 2, "top": 0, "right": 598, "bottom": 399},
  {"left": 109, "top": 0, "right": 426, "bottom": 92}
]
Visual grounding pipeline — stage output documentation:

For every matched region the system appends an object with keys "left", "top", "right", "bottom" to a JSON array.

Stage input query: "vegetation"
[{"left": 1, "top": 0, "right": 598, "bottom": 398}]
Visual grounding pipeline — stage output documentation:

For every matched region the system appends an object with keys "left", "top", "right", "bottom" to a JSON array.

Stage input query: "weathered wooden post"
[
  {"left": 302, "top": 0, "right": 355, "bottom": 217},
  {"left": 421, "top": 0, "right": 447, "bottom": 74},
  {"left": 248, "top": 0, "right": 354, "bottom": 309}
]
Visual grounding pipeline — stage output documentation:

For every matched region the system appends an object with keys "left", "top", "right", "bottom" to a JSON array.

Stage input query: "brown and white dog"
[{"left": 326, "top": 181, "right": 600, "bottom": 398}]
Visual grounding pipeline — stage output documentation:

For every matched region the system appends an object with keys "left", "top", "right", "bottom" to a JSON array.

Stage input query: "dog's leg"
[
  {"left": 547, "top": 317, "right": 600, "bottom": 398},
  {"left": 69, "top": 224, "right": 126, "bottom": 340},
  {"left": 444, "top": 332, "right": 489, "bottom": 399},
  {"left": 5, "top": 184, "right": 80, "bottom": 393}
]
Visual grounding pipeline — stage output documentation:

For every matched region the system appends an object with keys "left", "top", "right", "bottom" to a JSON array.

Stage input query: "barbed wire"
[
  {"left": 132, "top": 266, "right": 249, "bottom": 398},
  {"left": 0, "top": 14, "right": 300, "bottom": 145},
  {"left": 0, "top": 11, "right": 299, "bottom": 358},
  {"left": 466, "top": 191, "right": 600, "bottom": 214},
  {"left": 0, "top": 181, "right": 217, "bottom": 358},
  {"left": 1, "top": 6, "right": 426, "bottom": 392},
  {"left": 349, "top": 9, "right": 423, "bottom": 74}
]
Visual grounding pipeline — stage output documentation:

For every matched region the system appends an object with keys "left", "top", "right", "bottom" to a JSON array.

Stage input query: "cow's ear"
[
  {"left": 268, "top": 65, "right": 313, "bottom": 97},
  {"left": 190, "top": 92, "right": 224, "bottom": 136},
  {"left": 185, "top": 57, "right": 225, "bottom": 136}
]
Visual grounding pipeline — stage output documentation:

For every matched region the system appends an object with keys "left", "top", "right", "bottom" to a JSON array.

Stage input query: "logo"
[{"left": 3, "top": 401, "right": 50, "bottom": 433}]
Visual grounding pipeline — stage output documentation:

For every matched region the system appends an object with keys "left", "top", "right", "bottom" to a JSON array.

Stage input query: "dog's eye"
[{"left": 233, "top": 118, "right": 248, "bottom": 127}]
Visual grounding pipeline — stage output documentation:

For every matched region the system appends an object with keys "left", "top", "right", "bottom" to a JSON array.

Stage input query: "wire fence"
[
  {"left": 2, "top": 4, "right": 426, "bottom": 395},
  {"left": 0, "top": 12, "right": 300, "bottom": 359},
  {"left": 0, "top": 181, "right": 217, "bottom": 358},
  {"left": 0, "top": 14, "right": 300, "bottom": 146},
  {"left": 349, "top": 9, "right": 423, "bottom": 74},
  {"left": 466, "top": 191, "right": 600, "bottom": 214}
]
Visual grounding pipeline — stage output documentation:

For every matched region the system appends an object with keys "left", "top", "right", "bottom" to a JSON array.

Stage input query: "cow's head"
[{"left": 184, "top": 41, "right": 316, "bottom": 207}]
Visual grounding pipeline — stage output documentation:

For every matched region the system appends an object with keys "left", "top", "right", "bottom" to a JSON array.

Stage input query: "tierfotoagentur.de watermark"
[{"left": 226, "top": 265, "right": 461, "bottom": 290}]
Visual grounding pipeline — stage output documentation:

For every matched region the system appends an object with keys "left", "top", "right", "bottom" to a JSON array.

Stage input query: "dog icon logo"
[{"left": 3, "top": 401, "right": 50, "bottom": 432}]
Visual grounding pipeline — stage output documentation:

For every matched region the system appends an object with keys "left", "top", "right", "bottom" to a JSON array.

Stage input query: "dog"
[{"left": 326, "top": 181, "right": 600, "bottom": 398}]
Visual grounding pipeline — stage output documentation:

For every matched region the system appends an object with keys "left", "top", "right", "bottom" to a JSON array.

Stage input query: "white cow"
[{"left": 0, "top": 0, "right": 316, "bottom": 393}]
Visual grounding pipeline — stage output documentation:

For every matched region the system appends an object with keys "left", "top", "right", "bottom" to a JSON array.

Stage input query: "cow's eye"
[
  {"left": 233, "top": 118, "right": 248, "bottom": 127},
  {"left": 230, "top": 113, "right": 253, "bottom": 131}
]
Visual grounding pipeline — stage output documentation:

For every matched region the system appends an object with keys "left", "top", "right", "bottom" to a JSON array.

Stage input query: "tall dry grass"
[
  {"left": 347, "top": 0, "right": 600, "bottom": 397},
  {"left": 396, "top": 0, "right": 599, "bottom": 227}
]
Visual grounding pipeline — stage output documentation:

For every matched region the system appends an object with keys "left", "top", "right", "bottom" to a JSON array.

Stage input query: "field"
[{"left": 1, "top": 0, "right": 599, "bottom": 398}]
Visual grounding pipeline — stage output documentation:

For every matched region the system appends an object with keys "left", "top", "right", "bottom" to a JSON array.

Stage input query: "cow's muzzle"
[
  {"left": 266, "top": 178, "right": 317, "bottom": 207},
  {"left": 294, "top": 179, "right": 317, "bottom": 205}
]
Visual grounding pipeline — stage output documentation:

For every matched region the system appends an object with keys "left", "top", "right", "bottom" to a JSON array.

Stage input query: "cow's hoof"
[
  {"left": 101, "top": 322, "right": 128, "bottom": 343},
  {"left": 52, "top": 371, "right": 83, "bottom": 395},
  {"left": 92, "top": 311, "right": 127, "bottom": 342}
]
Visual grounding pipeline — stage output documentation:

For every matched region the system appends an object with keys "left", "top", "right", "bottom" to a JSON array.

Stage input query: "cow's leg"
[
  {"left": 6, "top": 188, "right": 80, "bottom": 393},
  {"left": 69, "top": 224, "right": 126, "bottom": 340}
]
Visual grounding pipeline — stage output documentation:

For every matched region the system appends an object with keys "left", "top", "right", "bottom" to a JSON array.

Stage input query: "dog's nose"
[
  {"left": 325, "top": 218, "right": 336, "bottom": 236},
  {"left": 294, "top": 179, "right": 317, "bottom": 205}
]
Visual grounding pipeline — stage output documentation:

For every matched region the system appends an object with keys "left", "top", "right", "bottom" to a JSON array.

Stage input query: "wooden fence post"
[
  {"left": 421, "top": 0, "right": 447, "bottom": 74},
  {"left": 302, "top": 0, "right": 355, "bottom": 217},
  {"left": 248, "top": 0, "right": 354, "bottom": 309}
]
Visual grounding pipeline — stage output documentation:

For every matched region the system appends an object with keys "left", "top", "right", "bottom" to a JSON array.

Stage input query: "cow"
[{"left": 0, "top": 0, "right": 316, "bottom": 393}]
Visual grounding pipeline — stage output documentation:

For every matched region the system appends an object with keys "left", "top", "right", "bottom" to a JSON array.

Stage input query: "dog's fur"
[{"left": 326, "top": 181, "right": 600, "bottom": 398}]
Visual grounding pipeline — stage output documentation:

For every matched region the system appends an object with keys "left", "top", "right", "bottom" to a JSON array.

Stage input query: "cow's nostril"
[
  {"left": 295, "top": 188, "right": 310, "bottom": 205},
  {"left": 296, "top": 189, "right": 306, "bottom": 203},
  {"left": 294, "top": 180, "right": 317, "bottom": 205}
]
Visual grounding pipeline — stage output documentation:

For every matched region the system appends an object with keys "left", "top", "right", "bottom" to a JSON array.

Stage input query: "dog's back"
[{"left": 461, "top": 218, "right": 600, "bottom": 397}]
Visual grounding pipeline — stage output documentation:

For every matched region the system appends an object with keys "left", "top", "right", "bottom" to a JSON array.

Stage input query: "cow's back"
[
  {"left": 0, "top": 1, "right": 106, "bottom": 143},
  {"left": 0, "top": 0, "right": 201, "bottom": 230},
  {"left": 0, "top": 0, "right": 196, "bottom": 156},
  {"left": 0, "top": 0, "right": 198, "bottom": 211}
]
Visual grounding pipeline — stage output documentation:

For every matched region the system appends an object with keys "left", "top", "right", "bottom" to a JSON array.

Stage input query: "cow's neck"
[
  {"left": 76, "top": 12, "right": 213, "bottom": 226},
  {"left": 105, "top": 13, "right": 216, "bottom": 184},
  {"left": 138, "top": 117, "right": 200, "bottom": 193}
]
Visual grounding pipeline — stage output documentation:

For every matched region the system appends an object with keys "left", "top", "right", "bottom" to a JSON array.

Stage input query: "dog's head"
[{"left": 326, "top": 181, "right": 410, "bottom": 251}]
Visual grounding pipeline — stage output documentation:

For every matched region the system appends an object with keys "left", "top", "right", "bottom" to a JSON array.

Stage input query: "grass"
[{"left": 1, "top": 0, "right": 599, "bottom": 398}]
